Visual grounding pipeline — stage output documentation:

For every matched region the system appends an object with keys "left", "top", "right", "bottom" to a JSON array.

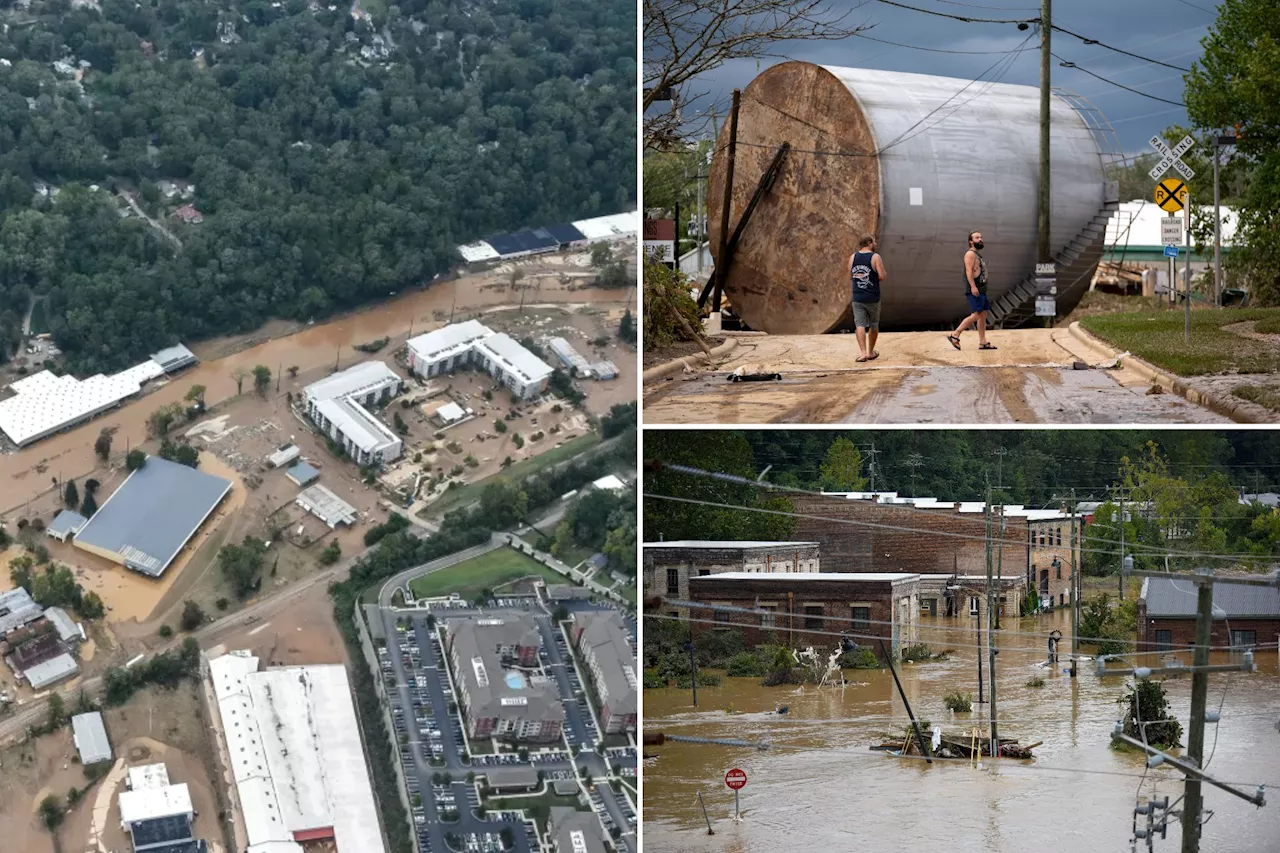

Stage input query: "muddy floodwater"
[{"left": 643, "top": 613, "right": 1280, "bottom": 852}]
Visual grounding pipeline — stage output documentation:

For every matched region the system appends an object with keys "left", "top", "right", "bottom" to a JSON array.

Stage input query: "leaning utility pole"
[
  {"left": 1182, "top": 570, "right": 1215, "bottom": 853},
  {"left": 985, "top": 485, "right": 998, "bottom": 751},
  {"left": 1037, "top": 0, "right": 1052, "bottom": 269}
]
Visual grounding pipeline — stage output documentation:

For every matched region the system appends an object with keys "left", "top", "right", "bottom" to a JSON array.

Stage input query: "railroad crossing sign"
[
  {"left": 1160, "top": 216, "right": 1183, "bottom": 246},
  {"left": 1154, "top": 178, "right": 1189, "bottom": 214},
  {"left": 725, "top": 768, "right": 747, "bottom": 790},
  {"left": 1149, "top": 134, "right": 1196, "bottom": 182}
]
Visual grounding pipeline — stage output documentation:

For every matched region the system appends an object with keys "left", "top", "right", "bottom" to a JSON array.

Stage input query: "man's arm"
[
  {"left": 964, "top": 250, "right": 979, "bottom": 294},
  {"left": 872, "top": 253, "right": 887, "bottom": 282}
]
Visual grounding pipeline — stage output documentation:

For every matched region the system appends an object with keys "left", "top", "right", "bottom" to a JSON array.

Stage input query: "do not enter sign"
[{"left": 725, "top": 768, "right": 747, "bottom": 790}]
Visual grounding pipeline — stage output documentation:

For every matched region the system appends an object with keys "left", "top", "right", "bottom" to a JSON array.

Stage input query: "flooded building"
[
  {"left": 789, "top": 493, "right": 1032, "bottom": 578},
  {"left": 643, "top": 540, "right": 821, "bottom": 618},
  {"left": 302, "top": 361, "right": 404, "bottom": 466},
  {"left": 1026, "top": 511, "right": 1081, "bottom": 609},
  {"left": 686, "top": 572, "right": 920, "bottom": 658},
  {"left": 916, "top": 574, "right": 1027, "bottom": 620},
  {"left": 1136, "top": 574, "right": 1280, "bottom": 652}
]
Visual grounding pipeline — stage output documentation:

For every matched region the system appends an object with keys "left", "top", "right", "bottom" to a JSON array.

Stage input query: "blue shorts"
[{"left": 966, "top": 292, "right": 991, "bottom": 314}]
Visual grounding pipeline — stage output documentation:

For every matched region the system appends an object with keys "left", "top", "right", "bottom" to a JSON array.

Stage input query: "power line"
[
  {"left": 870, "top": 0, "right": 1039, "bottom": 24},
  {"left": 930, "top": 0, "right": 1038, "bottom": 9},
  {"left": 1170, "top": 0, "right": 1214, "bottom": 13},
  {"left": 849, "top": 32, "right": 1039, "bottom": 55},
  {"left": 1050, "top": 25, "right": 1194, "bottom": 72},
  {"left": 1054, "top": 53, "right": 1187, "bottom": 107}
]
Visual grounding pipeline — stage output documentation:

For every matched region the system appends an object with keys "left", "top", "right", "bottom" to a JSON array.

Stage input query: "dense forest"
[
  {"left": 644, "top": 430, "right": 1280, "bottom": 572},
  {"left": 0, "top": 0, "right": 635, "bottom": 373}
]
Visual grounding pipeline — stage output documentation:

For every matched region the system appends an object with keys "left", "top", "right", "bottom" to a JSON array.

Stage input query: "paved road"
[
  {"left": 595, "top": 783, "right": 637, "bottom": 853},
  {"left": 534, "top": 615, "right": 595, "bottom": 749}
]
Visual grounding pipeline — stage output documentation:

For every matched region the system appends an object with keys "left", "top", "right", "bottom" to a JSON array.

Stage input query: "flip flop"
[
  {"left": 856, "top": 355, "right": 869, "bottom": 363},
  {"left": 979, "top": 342, "right": 998, "bottom": 350},
  {"left": 947, "top": 335, "right": 961, "bottom": 350},
  {"left": 869, "top": 351, "right": 880, "bottom": 360}
]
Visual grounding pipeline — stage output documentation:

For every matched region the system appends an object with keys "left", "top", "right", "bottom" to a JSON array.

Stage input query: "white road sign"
[
  {"left": 1148, "top": 134, "right": 1196, "bottom": 182},
  {"left": 1160, "top": 216, "right": 1183, "bottom": 247}
]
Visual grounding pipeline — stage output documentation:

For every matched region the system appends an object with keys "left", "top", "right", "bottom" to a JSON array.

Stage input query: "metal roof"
[
  {"left": 1141, "top": 575, "right": 1280, "bottom": 619},
  {"left": 48, "top": 509, "right": 88, "bottom": 537},
  {"left": 0, "top": 587, "right": 43, "bottom": 636},
  {"left": 543, "top": 222, "right": 587, "bottom": 245},
  {"left": 550, "top": 807, "right": 608, "bottom": 853},
  {"left": 548, "top": 337, "right": 591, "bottom": 372},
  {"left": 571, "top": 212, "right": 639, "bottom": 242},
  {"left": 303, "top": 361, "right": 401, "bottom": 404},
  {"left": 44, "top": 606, "right": 81, "bottom": 643},
  {"left": 483, "top": 228, "right": 558, "bottom": 257},
  {"left": 0, "top": 361, "right": 165, "bottom": 447},
  {"left": 296, "top": 484, "right": 358, "bottom": 527},
  {"left": 24, "top": 652, "right": 79, "bottom": 689},
  {"left": 119, "top": 781, "right": 193, "bottom": 824},
  {"left": 73, "top": 455, "right": 233, "bottom": 577},
  {"left": 150, "top": 344, "right": 197, "bottom": 373},
  {"left": 314, "top": 396, "right": 401, "bottom": 455},
  {"left": 267, "top": 445, "right": 300, "bottom": 468},
  {"left": 458, "top": 241, "right": 500, "bottom": 263},
  {"left": 474, "top": 332, "right": 554, "bottom": 384},
  {"left": 407, "top": 320, "right": 493, "bottom": 362},
  {"left": 286, "top": 460, "right": 320, "bottom": 486},
  {"left": 71, "top": 712, "right": 111, "bottom": 764}
]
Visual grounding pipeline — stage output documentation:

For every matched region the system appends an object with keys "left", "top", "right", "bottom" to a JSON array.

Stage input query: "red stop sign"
[{"left": 725, "top": 768, "right": 747, "bottom": 790}]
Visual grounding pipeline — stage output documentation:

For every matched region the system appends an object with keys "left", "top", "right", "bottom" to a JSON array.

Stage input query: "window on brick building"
[
  {"left": 713, "top": 610, "right": 730, "bottom": 629},
  {"left": 1154, "top": 630, "right": 1173, "bottom": 651},
  {"left": 666, "top": 569, "right": 679, "bottom": 594},
  {"left": 698, "top": 569, "right": 710, "bottom": 577},
  {"left": 1056, "top": 527, "right": 1062, "bottom": 546},
  {"left": 851, "top": 607, "right": 870, "bottom": 631},
  {"left": 1056, "top": 562, "right": 1062, "bottom": 580},
  {"left": 1230, "top": 629, "right": 1256, "bottom": 650},
  {"left": 804, "top": 605, "right": 824, "bottom": 631},
  {"left": 760, "top": 606, "right": 776, "bottom": 628}
]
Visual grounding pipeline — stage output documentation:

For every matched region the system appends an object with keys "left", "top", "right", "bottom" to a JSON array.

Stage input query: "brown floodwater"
[{"left": 643, "top": 613, "right": 1280, "bottom": 853}]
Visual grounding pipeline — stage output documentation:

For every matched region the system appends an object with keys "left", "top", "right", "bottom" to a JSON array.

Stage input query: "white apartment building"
[
  {"left": 407, "top": 321, "right": 554, "bottom": 400},
  {"left": 302, "top": 362, "right": 403, "bottom": 466}
]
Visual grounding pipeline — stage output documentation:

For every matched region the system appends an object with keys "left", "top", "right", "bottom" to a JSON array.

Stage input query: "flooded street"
[{"left": 643, "top": 613, "right": 1280, "bottom": 853}]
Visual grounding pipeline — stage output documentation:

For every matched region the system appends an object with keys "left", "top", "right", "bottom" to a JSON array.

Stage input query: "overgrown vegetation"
[
  {"left": 943, "top": 691, "right": 973, "bottom": 713},
  {"left": 218, "top": 536, "right": 268, "bottom": 599},
  {"left": 642, "top": 257, "right": 701, "bottom": 350},
  {"left": 1079, "top": 594, "right": 1138, "bottom": 657},
  {"left": 9, "top": 554, "right": 105, "bottom": 619},
  {"left": 1117, "top": 679, "right": 1183, "bottom": 749},
  {"left": 102, "top": 638, "right": 201, "bottom": 707}
]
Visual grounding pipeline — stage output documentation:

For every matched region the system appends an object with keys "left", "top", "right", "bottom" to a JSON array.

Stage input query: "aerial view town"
[{"left": 0, "top": 0, "right": 638, "bottom": 850}]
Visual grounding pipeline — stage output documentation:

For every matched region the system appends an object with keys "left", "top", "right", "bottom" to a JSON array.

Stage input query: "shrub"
[
  {"left": 158, "top": 625, "right": 173, "bottom": 638},
  {"left": 840, "top": 648, "right": 880, "bottom": 669},
  {"left": 215, "top": 597, "right": 229, "bottom": 611},
  {"left": 899, "top": 643, "right": 935, "bottom": 663},
  {"left": 1026, "top": 676, "right": 1046, "bottom": 688},
  {"left": 1118, "top": 678, "right": 1183, "bottom": 749},
  {"left": 180, "top": 600, "right": 204, "bottom": 631},
  {"left": 39, "top": 795, "right": 63, "bottom": 830},
  {"left": 725, "top": 651, "right": 764, "bottom": 678},
  {"left": 643, "top": 257, "right": 702, "bottom": 349},
  {"left": 943, "top": 690, "right": 973, "bottom": 713}
]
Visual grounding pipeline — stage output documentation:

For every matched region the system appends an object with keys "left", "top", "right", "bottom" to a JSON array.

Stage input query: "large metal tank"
[{"left": 706, "top": 63, "right": 1108, "bottom": 333}]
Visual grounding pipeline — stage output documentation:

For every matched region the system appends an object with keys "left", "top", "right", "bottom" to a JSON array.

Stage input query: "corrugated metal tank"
[{"left": 706, "top": 63, "right": 1108, "bottom": 333}]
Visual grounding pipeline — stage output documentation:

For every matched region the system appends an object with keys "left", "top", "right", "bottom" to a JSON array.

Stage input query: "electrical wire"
[
  {"left": 1054, "top": 53, "right": 1187, "bottom": 107},
  {"left": 1050, "top": 25, "right": 1193, "bottom": 72},
  {"left": 849, "top": 32, "right": 1039, "bottom": 55},
  {"left": 871, "top": 0, "right": 1039, "bottom": 24}
]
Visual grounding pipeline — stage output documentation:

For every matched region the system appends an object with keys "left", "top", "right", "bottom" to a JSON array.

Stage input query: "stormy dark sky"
[{"left": 665, "top": 0, "right": 1216, "bottom": 154}]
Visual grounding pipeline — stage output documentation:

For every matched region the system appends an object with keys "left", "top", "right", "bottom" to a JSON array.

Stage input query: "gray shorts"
[{"left": 852, "top": 301, "right": 881, "bottom": 329}]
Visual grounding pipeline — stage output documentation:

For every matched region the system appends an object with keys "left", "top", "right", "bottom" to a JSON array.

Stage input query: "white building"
[
  {"left": 303, "top": 362, "right": 403, "bottom": 466},
  {"left": 207, "top": 651, "right": 387, "bottom": 853},
  {"left": 407, "top": 321, "right": 553, "bottom": 400},
  {"left": 296, "top": 484, "right": 359, "bottom": 528},
  {"left": 547, "top": 337, "right": 592, "bottom": 377},
  {"left": 571, "top": 212, "right": 639, "bottom": 245},
  {"left": 118, "top": 763, "right": 197, "bottom": 851}
]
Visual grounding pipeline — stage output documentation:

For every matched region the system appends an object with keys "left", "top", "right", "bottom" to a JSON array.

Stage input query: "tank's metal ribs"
[{"left": 698, "top": 142, "right": 792, "bottom": 309}]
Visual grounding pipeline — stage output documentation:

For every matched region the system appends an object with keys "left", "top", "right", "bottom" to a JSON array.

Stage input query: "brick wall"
[
  {"left": 642, "top": 543, "right": 821, "bottom": 614},
  {"left": 789, "top": 496, "right": 1030, "bottom": 577},
  {"left": 1028, "top": 519, "right": 1080, "bottom": 607},
  {"left": 1136, "top": 601, "right": 1280, "bottom": 651},
  {"left": 686, "top": 575, "right": 919, "bottom": 658}
]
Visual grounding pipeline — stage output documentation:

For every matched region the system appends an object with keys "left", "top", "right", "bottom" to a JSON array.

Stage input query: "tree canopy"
[{"left": 0, "top": 0, "right": 635, "bottom": 371}]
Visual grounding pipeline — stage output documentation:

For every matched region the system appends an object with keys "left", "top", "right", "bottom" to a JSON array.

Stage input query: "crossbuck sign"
[{"left": 1149, "top": 134, "right": 1196, "bottom": 182}]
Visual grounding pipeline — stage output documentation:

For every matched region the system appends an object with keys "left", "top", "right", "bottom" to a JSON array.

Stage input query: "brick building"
[
  {"left": 789, "top": 493, "right": 1030, "bottom": 577},
  {"left": 916, "top": 574, "right": 1027, "bottom": 621},
  {"left": 1136, "top": 575, "right": 1280, "bottom": 652},
  {"left": 570, "top": 611, "right": 637, "bottom": 735},
  {"left": 643, "top": 540, "right": 820, "bottom": 617},
  {"left": 686, "top": 573, "right": 920, "bottom": 659},
  {"left": 1026, "top": 512, "right": 1081, "bottom": 610}
]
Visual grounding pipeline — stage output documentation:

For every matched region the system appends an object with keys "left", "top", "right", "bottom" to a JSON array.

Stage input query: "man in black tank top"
[
  {"left": 946, "top": 230, "right": 997, "bottom": 352},
  {"left": 849, "top": 234, "right": 888, "bottom": 362}
]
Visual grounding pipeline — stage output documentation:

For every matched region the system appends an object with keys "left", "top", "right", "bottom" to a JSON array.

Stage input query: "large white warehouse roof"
[
  {"left": 572, "top": 212, "right": 639, "bottom": 242},
  {"left": 0, "top": 361, "right": 164, "bottom": 447},
  {"left": 407, "top": 319, "right": 493, "bottom": 362},
  {"left": 208, "top": 651, "right": 387, "bottom": 853}
]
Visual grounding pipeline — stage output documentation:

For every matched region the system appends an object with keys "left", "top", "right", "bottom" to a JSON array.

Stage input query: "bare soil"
[{"left": 642, "top": 337, "right": 725, "bottom": 370}]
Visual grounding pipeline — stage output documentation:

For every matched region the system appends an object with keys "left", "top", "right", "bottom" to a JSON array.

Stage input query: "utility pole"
[
  {"left": 992, "top": 446, "right": 1008, "bottom": 493},
  {"left": 686, "top": 641, "right": 698, "bottom": 708},
  {"left": 1037, "top": 0, "right": 1052, "bottom": 269},
  {"left": 1118, "top": 486, "right": 1126, "bottom": 600},
  {"left": 1184, "top": 196, "right": 1193, "bottom": 342},
  {"left": 1071, "top": 489, "right": 1080, "bottom": 657},
  {"left": 866, "top": 439, "right": 880, "bottom": 492},
  {"left": 1212, "top": 133, "right": 1222, "bottom": 309},
  {"left": 1182, "top": 570, "right": 1215, "bottom": 853},
  {"left": 712, "top": 89, "right": 740, "bottom": 316},
  {"left": 985, "top": 485, "right": 998, "bottom": 749}
]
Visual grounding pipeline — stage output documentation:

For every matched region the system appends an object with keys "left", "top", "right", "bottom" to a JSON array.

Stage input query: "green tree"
[
  {"left": 184, "top": 384, "right": 207, "bottom": 408},
  {"left": 1183, "top": 0, "right": 1280, "bottom": 304},
  {"left": 81, "top": 492, "right": 99, "bottom": 518},
  {"left": 494, "top": 418, "right": 508, "bottom": 434},
  {"left": 219, "top": 537, "right": 268, "bottom": 599},
  {"left": 320, "top": 539, "right": 342, "bottom": 565},
  {"left": 126, "top": 449, "right": 147, "bottom": 471},
  {"left": 252, "top": 365, "right": 272, "bottom": 396},
  {"left": 590, "top": 242, "right": 614, "bottom": 268},
  {"left": 39, "top": 795, "right": 63, "bottom": 831},
  {"left": 180, "top": 599, "right": 204, "bottom": 631},
  {"left": 232, "top": 368, "right": 249, "bottom": 396},
  {"left": 619, "top": 308, "right": 636, "bottom": 344},
  {"left": 94, "top": 428, "right": 112, "bottom": 461},
  {"left": 64, "top": 479, "right": 79, "bottom": 509},
  {"left": 46, "top": 691, "right": 67, "bottom": 729},
  {"left": 818, "top": 437, "right": 867, "bottom": 492}
]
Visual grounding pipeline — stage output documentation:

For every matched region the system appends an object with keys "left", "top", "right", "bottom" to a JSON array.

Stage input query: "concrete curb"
[
  {"left": 642, "top": 337, "right": 738, "bottom": 383},
  {"left": 1067, "top": 322, "right": 1265, "bottom": 424}
]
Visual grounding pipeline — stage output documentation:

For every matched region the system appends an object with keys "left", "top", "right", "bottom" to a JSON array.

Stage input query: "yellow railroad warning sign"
[{"left": 1154, "top": 178, "right": 1189, "bottom": 213}]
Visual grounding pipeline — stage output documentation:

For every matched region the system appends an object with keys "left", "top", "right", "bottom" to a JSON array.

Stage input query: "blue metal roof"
[
  {"left": 74, "top": 455, "right": 232, "bottom": 577},
  {"left": 48, "top": 509, "right": 88, "bottom": 536},
  {"left": 287, "top": 460, "right": 320, "bottom": 486}
]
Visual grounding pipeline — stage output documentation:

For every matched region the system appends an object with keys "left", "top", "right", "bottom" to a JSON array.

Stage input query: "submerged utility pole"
[
  {"left": 1071, "top": 488, "right": 1080, "bottom": 658},
  {"left": 1182, "top": 570, "right": 1215, "bottom": 853},
  {"left": 1037, "top": 0, "right": 1052, "bottom": 267},
  {"left": 986, "top": 492, "right": 999, "bottom": 752}
]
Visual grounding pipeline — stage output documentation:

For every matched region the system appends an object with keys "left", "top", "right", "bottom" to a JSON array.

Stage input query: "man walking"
[
  {"left": 947, "top": 230, "right": 997, "bottom": 351},
  {"left": 850, "top": 234, "right": 888, "bottom": 362}
]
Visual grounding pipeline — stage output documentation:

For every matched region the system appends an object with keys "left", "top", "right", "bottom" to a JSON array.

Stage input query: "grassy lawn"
[
  {"left": 1080, "top": 307, "right": 1280, "bottom": 376},
  {"left": 421, "top": 433, "right": 602, "bottom": 518},
  {"left": 408, "top": 548, "right": 569, "bottom": 600},
  {"left": 1233, "top": 384, "right": 1280, "bottom": 412}
]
